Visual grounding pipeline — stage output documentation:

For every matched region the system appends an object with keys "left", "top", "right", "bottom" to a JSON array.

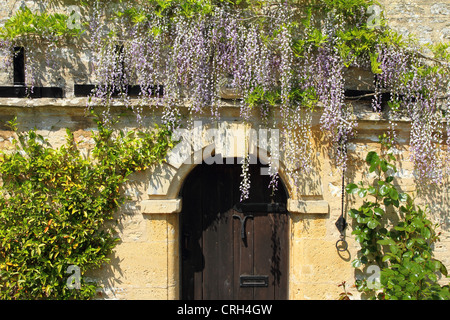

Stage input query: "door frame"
[{"left": 178, "top": 159, "right": 291, "bottom": 300}]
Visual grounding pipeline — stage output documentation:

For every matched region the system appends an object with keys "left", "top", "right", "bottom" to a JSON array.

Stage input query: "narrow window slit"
[{"left": 13, "top": 46, "right": 25, "bottom": 86}]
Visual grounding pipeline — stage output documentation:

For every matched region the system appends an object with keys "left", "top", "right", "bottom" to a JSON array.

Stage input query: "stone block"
[
  {"left": 147, "top": 163, "right": 177, "bottom": 196},
  {"left": 144, "top": 214, "right": 169, "bottom": 242},
  {"left": 141, "top": 199, "right": 182, "bottom": 214},
  {"left": 287, "top": 199, "right": 329, "bottom": 214},
  {"left": 291, "top": 214, "right": 328, "bottom": 239},
  {"left": 343, "top": 67, "right": 374, "bottom": 91}
]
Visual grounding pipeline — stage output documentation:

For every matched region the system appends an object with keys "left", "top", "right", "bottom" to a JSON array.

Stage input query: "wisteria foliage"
[
  {"left": 0, "top": 0, "right": 448, "bottom": 192},
  {"left": 87, "top": 1, "right": 363, "bottom": 188}
]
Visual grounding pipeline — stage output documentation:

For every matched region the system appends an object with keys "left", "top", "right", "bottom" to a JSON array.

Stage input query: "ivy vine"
[{"left": 346, "top": 134, "right": 450, "bottom": 300}]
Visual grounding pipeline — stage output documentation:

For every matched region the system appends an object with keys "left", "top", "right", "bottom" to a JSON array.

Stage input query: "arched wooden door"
[{"left": 180, "top": 159, "right": 288, "bottom": 300}]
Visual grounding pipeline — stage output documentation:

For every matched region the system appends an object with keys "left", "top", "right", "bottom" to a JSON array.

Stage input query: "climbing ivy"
[
  {"left": 346, "top": 135, "right": 450, "bottom": 300},
  {"left": 0, "top": 114, "right": 174, "bottom": 299}
]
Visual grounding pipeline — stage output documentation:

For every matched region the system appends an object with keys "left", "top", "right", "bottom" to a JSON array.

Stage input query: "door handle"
[
  {"left": 182, "top": 231, "right": 190, "bottom": 260},
  {"left": 233, "top": 214, "right": 253, "bottom": 240}
]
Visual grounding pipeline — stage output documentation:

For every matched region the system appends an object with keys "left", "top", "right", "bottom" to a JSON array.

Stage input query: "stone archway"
[{"left": 137, "top": 122, "right": 329, "bottom": 300}]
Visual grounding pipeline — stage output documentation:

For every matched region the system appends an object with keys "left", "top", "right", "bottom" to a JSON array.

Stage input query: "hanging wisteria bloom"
[
  {"left": 75, "top": 0, "right": 449, "bottom": 193},
  {"left": 374, "top": 44, "right": 448, "bottom": 184}
]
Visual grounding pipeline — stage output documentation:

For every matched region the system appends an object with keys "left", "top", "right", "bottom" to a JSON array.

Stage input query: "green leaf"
[
  {"left": 367, "top": 219, "right": 379, "bottom": 229},
  {"left": 352, "top": 258, "right": 361, "bottom": 268},
  {"left": 421, "top": 227, "right": 431, "bottom": 239},
  {"left": 439, "top": 261, "right": 448, "bottom": 277},
  {"left": 365, "top": 151, "right": 380, "bottom": 166},
  {"left": 398, "top": 193, "right": 408, "bottom": 202},
  {"left": 383, "top": 197, "right": 392, "bottom": 206},
  {"left": 367, "top": 186, "right": 377, "bottom": 195},
  {"left": 360, "top": 255, "right": 368, "bottom": 265},
  {"left": 345, "top": 183, "right": 359, "bottom": 194},
  {"left": 369, "top": 163, "right": 378, "bottom": 173},
  {"left": 379, "top": 184, "right": 389, "bottom": 196},
  {"left": 378, "top": 239, "right": 395, "bottom": 246},
  {"left": 379, "top": 160, "right": 388, "bottom": 172},
  {"left": 428, "top": 273, "right": 438, "bottom": 282},
  {"left": 348, "top": 209, "right": 359, "bottom": 218},
  {"left": 370, "top": 52, "right": 382, "bottom": 74},
  {"left": 390, "top": 244, "right": 399, "bottom": 254},
  {"left": 412, "top": 217, "right": 424, "bottom": 229},
  {"left": 403, "top": 251, "right": 413, "bottom": 259},
  {"left": 406, "top": 238, "right": 415, "bottom": 249},
  {"left": 389, "top": 188, "right": 399, "bottom": 200},
  {"left": 374, "top": 207, "right": 384, "bottom": 216},
  {"left": 358, "top": 188, "right": 367, "bottom": 198}
]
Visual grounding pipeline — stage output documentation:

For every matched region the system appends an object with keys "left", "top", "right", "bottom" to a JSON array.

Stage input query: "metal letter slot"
[{"left": 239, "top": 275, "right": 269, "bottom": 287}]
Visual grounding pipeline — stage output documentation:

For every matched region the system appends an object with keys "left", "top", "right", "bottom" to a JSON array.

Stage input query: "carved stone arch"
[
  {"left": 164, "top": 143, "right": 294, "bottom": 201},
  {"left": 143, "top": 128, "right": 328, "bottom": 216}
]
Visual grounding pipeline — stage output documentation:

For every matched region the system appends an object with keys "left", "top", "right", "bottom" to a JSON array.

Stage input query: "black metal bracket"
[
  {"left": 74, "top": 84, "right": 164, "bottom": 97},
  {"left": 335, "top": 215, "right": 347, "bottom": 234},
  {"left": 233, "top": 202, "right": 287, "bottom": 213},
  {"left": 14, "top": 46, "right": 25, "bottom": 86},
  {"left": 336, "top": 161, "right": 349, "bottom": 252},
  {"left": 0, "top": 86, "right": 64, "bottom": 98}
]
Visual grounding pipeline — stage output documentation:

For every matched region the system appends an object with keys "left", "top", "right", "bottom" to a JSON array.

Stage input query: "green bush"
[
  {"left": 0, "top": 115, "right": 173, "bottom": 299},
  {"left": 347, "top": 135, "right": 450, "bottom": 300}
]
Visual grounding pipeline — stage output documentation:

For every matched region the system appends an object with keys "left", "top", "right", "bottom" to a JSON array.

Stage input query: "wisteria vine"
[{"left": 0, "top": 0, "right": 448, "bottom": 198}]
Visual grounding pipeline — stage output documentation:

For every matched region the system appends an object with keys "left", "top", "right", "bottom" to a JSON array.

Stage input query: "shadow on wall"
[
  {"left": 86, "top": 250, "right": 124, "bottom": 299},
  {"left": 417, "top": 177, "right": 450, "bottom": 231}
]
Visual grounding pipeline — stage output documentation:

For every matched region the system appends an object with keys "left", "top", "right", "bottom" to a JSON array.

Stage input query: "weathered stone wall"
[
  {"left": 0, "top": 0, "right": 448, "bottom": 300},
  {"left": 379, "top": 0, "right": 450, "bottom": 44},
  {"left": 0, "top": 101, "right": 447, "bottom": 300}
]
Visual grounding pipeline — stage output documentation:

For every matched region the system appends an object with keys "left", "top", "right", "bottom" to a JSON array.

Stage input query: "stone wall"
[
  {"left": 0, "top": 0, "right": 448, "bottom": 300},
  {"left": 0, "top": 100, "right": 447, "bottom": 300},
  {"left": 379, "top": 0, "right": 450, "bottom": 44}
]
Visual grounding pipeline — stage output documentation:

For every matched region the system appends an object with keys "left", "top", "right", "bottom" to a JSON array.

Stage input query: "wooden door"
[{"left": 181, "top": 160, "right": 288, "bottom": 300}]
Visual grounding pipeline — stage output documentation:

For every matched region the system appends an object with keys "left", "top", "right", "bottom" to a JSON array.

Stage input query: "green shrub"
[
  {"left": 0, "top": 115, "right": 173, "bottom": 299},
  {"left": 347, "top": 135, "right": 450, "bottom": 300}
]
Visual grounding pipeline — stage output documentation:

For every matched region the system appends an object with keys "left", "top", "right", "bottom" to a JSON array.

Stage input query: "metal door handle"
[
  {"left": 182, "top": 232, "right": 190, "bottom": 260},
  {"left": 233, "top": 214, "right": 253, "bottom": 239},
  {"left": 183, "top": 232, "right": 190, "bottom": 249}
]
